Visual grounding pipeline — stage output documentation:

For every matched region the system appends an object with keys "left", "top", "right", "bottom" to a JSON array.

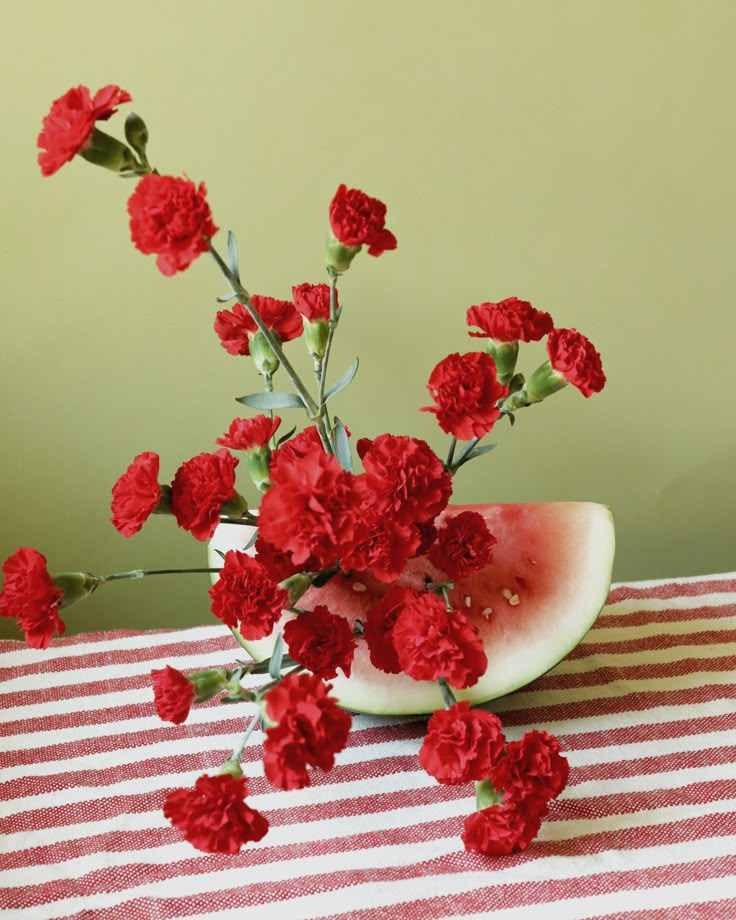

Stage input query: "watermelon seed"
[
  {"left": 482, "top": 607, "right": 493, "bottom": 619},
  {"left": 352, "top": 582, "right": 367, "bottom": 593},
  {"left": 509, "top": 593, "right": 520, "bottom": 606},
  {"left": 464, "top": 595, "right": 472, "bottom": 607},
  {"left": 502, "top": 588, "right": 513, "bottom": 600}
]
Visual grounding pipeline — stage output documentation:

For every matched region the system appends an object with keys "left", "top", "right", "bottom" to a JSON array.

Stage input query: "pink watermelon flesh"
[{"left": 208, "top": 502, "right": 615, "bottom": 715}]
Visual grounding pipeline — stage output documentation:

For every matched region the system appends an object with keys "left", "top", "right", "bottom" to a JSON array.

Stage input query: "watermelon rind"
[{"left": 207, "top": 502, "right": 615, "bottom": 716}]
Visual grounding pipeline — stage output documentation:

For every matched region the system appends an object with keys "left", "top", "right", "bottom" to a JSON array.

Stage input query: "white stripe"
[
  {"left": 580, "top": 614, "right": 736, "bottom": 644},
  {"left": 603, "top": 591, "right": 736, "bottom": 615},
  {"left": 0, "top": 624, "right": 226, "bottom": 666},
  {"left": 494, "top": 668, "right": 736, "bottom": 712},
  {"left": 553, "top": 640, "right": 736, "bottom": 675},
  {"left": 11, "top": 816, "right": 736, "bottom": 919},
  {"left": 0, "top": 648, "right": 253, "bottom": 699}
]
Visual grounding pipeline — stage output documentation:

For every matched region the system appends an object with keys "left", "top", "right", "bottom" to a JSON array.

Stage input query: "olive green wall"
[{"left": 2, "top": 0, "right": 734, "bottom": 639}]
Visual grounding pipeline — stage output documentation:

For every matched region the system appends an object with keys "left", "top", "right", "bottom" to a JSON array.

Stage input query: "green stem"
[
  {"left": 206, "top": 239, "right": 319, "bottom": 417},
  {"left": 254, "top": 664, "right": 305, "bottom": 700},
  {"left": 438, "top": 677, "right": 458, "bottom": 710},
  {"left": 451, "top": 437, "right": 480, "bottom": 472},
  {"left": 445, "top": 437, "right": 457, "bottom": 469},
  {"left": 227, "top": 710, "right": 262, "bottom": 765},
  {"left": 101, "top": 567, "right": 221, "bottom": 582}
]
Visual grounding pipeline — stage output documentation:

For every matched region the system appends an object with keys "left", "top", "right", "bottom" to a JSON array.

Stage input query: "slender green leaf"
[
  {"left": 464, "top": 443, "right": 497, "bottom": 461},
  {"left": 323, "top": 357, "right": 359, "bottom": 404},
  {"left": 216, "top": 291, "right": 238, "bottom": 303},
  {"left": 227, "top": 231, "right": 240, "bottom": 281},
  {"left": 236, "top": 391, "right": 306, "bottom": 410},
  {"left": 268, "top": 633, "right": 285, "bottom": 679},
  {"left": 275, "top": 425, "right": 297, "bottom": 447},
  {"left": 333, "top": 417, "right": 353, "bottom": 472},
  {"left": 243, "top": 528, "right": 259, "bottom": 551}
]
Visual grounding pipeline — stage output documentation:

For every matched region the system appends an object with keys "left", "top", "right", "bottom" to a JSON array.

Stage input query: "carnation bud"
[
  {"left": 279, "top": 572, "right": 313, "bottom": 605},
  {"left": 524, "top": 360, "right": 569, "bottom": 403},
  {"left": 187, "top": 666, "right": 230, "bottom": 703},
  {"left": 482, "top": 340, "right": 519, "bottom": 387},
  {"left": 244, "top": 448, "right": 272, "bottom": 492},
  {"left": 249, "top": 332, "right": 280, "bottom": 376},
  {"left": 52, "top": 571, "right": 103, "bottom": 608},
  {"left": 474, "top": 778, "right": 504, "bottom": 811},
  {"left": 303, "top": 318, "right": 330, "bottom": 360},
  {"left": 325, "top": 233, "right": 361, "bottom": 274},
  {"left": 218, "top": 758, "right": 244, "bottom": 780},
  {"left": 124, "top": 111, "right": 149, "bottom": 158},
  {"left": 79, "top": 127, "right": 138, "bottom": 175},
  {"left": 220, "top": 492, "right": 249, "bottom": 521}
]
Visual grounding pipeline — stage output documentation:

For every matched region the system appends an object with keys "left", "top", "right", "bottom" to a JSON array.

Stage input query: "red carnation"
[
  {"left": 151, "top": 665, "right": 195, "bottom": 724},
  {"left": 214, "top": 296, "right": 302, "bottom": 356},
  {"left": 0, "top": 548, "right": 65, "bottom": 649},
  {"left": 163, "top": 773, "right": 268, "bottom": 854},
  {"left": 363, "top": 585, "right": 416, "bottom": 674},
  {"left": 259, "top": 451, "right": 367, "bottom": 568},
  {"left": 467, "top": 297, "right": 553, "bottom": 343},
  {"left": 292, "top": 282, "right": 335, "bottom": 322},
  {"left": 283, "top": 605, "right": 356, "bottom": 679},
  {"left": 419, "top": 701, "right": 505, "bottom": 784},
  {"left": 392, "top": 592, "right": 488, "bottom": 689},
  {"left": 357, "top": 434, "right": 452, "bottom": 526},
  {"left": 209, "top": 551, "right": 288, "bottom": 638},
  {"left": 216, "top": 416, "right": 281, "bottom": 451},
  {"left": 262, "top": 672, "right": 352, "bottom": 790},
  {"left": 427, "top": 511, "right": 497, "bottom": 581},
  {"left": 421, "top": 352, "right": 508, "bottom": 441},
  {"left": 491, "top": 730, "right": 569, "bottom": 807},
  {"left": 341, "top": 485, "right": 421, "bottom": 583},
  {"left": 329, "top": 184, "right": 397, "bottom": 256},
  {"left": 546, "top": 327, "right": 606, "bottom": 397},
  {"left": 268, "top": 426, "right": 324, "bottom": 478},
  {"left": 170, "top": 449, "right": 239, "bottom": 542},
  {"left": 110, "top": 451, "right": 162, "bottom": 537},
  {"left": 127, "top": 174, "right": 218, "bottom": 277},
  {"left": 37, "top": 84, "right": 131, "bottom": 176},
  {"left": 254, "top": 535, "right": 304, "bottom": 583},
  {"left": 463, "top": 801, "right": 544, "bottom": 857}
]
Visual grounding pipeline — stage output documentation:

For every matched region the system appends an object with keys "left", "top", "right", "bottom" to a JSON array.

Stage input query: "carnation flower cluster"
[{"left": 0, "top": 85, "right": 607, "bottom": 858}]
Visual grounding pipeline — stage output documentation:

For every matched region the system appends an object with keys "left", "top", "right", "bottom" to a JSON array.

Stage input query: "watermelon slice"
[{"left": 208, "top": 502, "right": 614, "bottom": 715}]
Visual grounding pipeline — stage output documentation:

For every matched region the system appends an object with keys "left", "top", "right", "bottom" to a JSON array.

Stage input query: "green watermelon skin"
[{"left": 208, "top": 502, "right": 615, "bottom": 715}]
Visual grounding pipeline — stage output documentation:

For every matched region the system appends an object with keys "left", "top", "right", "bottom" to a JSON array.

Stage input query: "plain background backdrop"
[{"left": 1, "top": 0, "right": 734, "bottom": 638}]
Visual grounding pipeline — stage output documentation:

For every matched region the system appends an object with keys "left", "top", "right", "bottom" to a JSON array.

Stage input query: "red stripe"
[
  {"left": 568, "top": 629, "right": 736, "bottom": 661},
  {"left": 494, "top": 682, "right": 736, "bottom": 727},
  {"left": 607, "top": 578, "right": 736, "bottom": 602},
  {"left": 555, "top": 710, "right": 736, "bottom": 751},
  {"left": 533, "top": 653, "right": 736, "bottom": 692},
  {"left": 27, "top": 812, "right": 736, "bottom": 918},
  {"left": 0, "top": 713, "right": 424, "bottom": 772},
  {"left": 0, "top": 634, "right": 235, "bottom": 688},
  {"left": 595, "top": 603, "right": 734, "bottom": 630}
]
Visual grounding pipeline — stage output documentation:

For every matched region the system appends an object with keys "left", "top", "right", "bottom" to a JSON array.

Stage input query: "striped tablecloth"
[{"left": 1, "top": 572, "right": 735, "bottom": 919}]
